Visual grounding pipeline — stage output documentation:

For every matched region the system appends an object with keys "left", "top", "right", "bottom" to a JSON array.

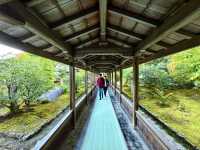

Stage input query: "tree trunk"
[
  {"left": 24, "top": 99, "right": 30, "bottom": 106},
  {"left": 9, "top": 102, "right": 19, "bottom": 113}
]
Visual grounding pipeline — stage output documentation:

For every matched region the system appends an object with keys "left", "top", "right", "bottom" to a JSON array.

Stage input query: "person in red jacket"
[{"left": 97, "top": 73, "right": 105, "bottom": 100}]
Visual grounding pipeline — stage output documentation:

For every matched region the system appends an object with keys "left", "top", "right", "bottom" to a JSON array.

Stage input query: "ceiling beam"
[
  {"left": 74, "top": 37, "right": 99, "bottom": 48},
  {"left": 74, "top": 44, "right": 132, "bottom": 59},
  {"left": 87, "top": 60, "right": 120, "bottom": 66},
  {"left": 108, "top": 6, "right": 159, "bottom": 28},
  {"left": 26, "top": 0, "right": 46, "bottom": 7},
  {"left": 109, "top": 5, "right": 196, "bottom": 39},
  {"left": 6, "top": 1, "right": 72, "bottom": 57},
  {"left": 49, "top": 6, "right": 98, "bottom": 29},
  {"left": 135, "top": 0, "right": 200, "bottom": 55},
  {"left": 99, "top": 0, "right": 107, "bottom": 41},
  {"left": 0, "top": 0, "right": 13, "bottom": 5},
  {"left": 140, "top": 34, "right": 200, "bottom": 64},
  {"left": 64, "top": 25, "right": 99, "bottom": 42},
  {"left": 108, "top": 25, "right": 173, "bottom": 49},
  {"left": 107, "top": 35, "right": 136, "bottom": 47},
  {"left": 156, "top": 41, "right": 172, "bottom": 48},
  {"left": 108, "top": 24, "right": 145, "bottom": 40},
  {"left": 0, "top": 31, "right": 69, "bottom": 64}
]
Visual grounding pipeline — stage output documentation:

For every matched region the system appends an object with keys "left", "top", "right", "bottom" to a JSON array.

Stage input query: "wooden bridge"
[{"left": 0, "top": 0, "right": 200, "bottom": 149}]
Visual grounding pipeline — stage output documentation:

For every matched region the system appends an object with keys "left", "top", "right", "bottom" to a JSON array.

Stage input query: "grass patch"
[
  {"left": 122, "top": 85, "right": 200, "bottom": 148},
  {"left": 0, "top": 94, "right": 69, "bottom": 136},
  {"left": 139, "top": 88, "right": 200, "bottom": 148}
]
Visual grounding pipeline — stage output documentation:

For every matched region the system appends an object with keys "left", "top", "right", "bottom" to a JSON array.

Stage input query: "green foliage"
[
  {"left": 55, "top": 63, "right": 69, "bottom": 92},
  {"left": 75, "top": 68, "right": 85, "bottom": 98},
  {"left": 140, "top": 57, "right": 176, "bottom": 89},
  {"left": 168, "top": 47, "right": 200, "bottom": 87},
  {"left": 0, "top": 54, "right": 55, "bottom": 112},
  {"left": 0, "top": 58, "right": 22, "bottom": 113},
  {"left": 151, "top": 88, "right": 173, "bottom": 107},
  {"left": 123, "top": 67, "right": 132, "bottom": 85},
  {"left": 18, "top": 54, "right": 55, "bottom": 105}
]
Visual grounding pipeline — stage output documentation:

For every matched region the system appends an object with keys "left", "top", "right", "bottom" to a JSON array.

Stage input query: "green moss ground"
[
  {"left": 123, "top": 85, "right": 200, "bottom": 148},
  {"left": 0, "top": 94, "right": 69, "bottom": 135}
]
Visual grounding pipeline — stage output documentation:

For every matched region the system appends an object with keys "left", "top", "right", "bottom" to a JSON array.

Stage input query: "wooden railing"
[{"left": 34, "top": 86, "right": 97, "bottom": 150}]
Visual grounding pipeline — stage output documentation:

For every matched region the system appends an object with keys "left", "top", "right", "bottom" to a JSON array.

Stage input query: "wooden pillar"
[
  {"left": 132, "top": 57, "right": 139, "bottom": 128},
  {"left": 114, "top": 69, "right": 117, "bottom": 95},
  {"left": 111, "top": 72, "right": 112, "bottom": 86},
  {"left": 112, "top": 72, "right": 114, "bottom": 86},
  {"left": 85, "top": 70, "right": 88, "bottom": 104},
  {"left": 93, "top": 72, "right": 96, "bottom": 86},
  {"left": 70, "top": 65, "right": 76, "bottom": 128},
  {"left": 120, "top": 68, "right": 123, "bottom": 102}
]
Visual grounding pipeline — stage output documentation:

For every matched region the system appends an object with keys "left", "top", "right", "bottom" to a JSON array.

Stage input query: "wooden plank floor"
[{"left": 80, "top": 92, "right": 128, "bottom": 150}]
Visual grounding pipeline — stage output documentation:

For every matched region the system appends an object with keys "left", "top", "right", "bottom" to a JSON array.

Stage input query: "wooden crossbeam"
[
  {"left": 26, "top": 0, "right": 46, "bottom": 7},
  {"left": 0, "top": 31, "right": 69, "bottom": 64},
  {"left": 87, "top": 60, "right": 120, "bottom": 66},
  {"left": 49, "top": 6, "right": 98, "bottom": 29},
  {"left": 108, "top": 24, "right": 144, "bottom": 40},
  {"left": 6, "top": 1, "right": 72, "bottom": 57},
  {"left": 108, "top": 6, "right": 159, "bottom": 28},
  {"left": 135, "top": 0, "right": 200, "bottom": 55},
  {"left": 0, "top": 0, "right": 13, "bottom": 5},
  {"left": 64, "top": 25, "right": 99, "bottom": 42},
  {"left": 74, "top": 37, "right": 99, "bottom": 48},
  {"left": 74, "top": 44, "right": 132, "bottom": 59},
  {"left": 99, "top": 0, "right": 107, "bottom": 41},
  {"left": 109, "top": 5, "right": 196, "bottom": 39}
]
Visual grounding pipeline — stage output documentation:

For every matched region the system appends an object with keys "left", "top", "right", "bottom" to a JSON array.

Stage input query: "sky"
[{"left": 0, "top": 44, "right": 23, "bottom": 58}]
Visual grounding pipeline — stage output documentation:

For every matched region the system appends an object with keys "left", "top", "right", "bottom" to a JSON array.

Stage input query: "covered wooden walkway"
[
  {"left": 79, "top": 91, "right": 128, "bottom": 150},
  {"left": 0, "top": 0, "right": 200, "bottom": 149}
]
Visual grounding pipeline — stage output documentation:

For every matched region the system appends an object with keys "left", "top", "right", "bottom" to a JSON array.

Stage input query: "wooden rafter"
[
  {"left": 99, "top": 0, "right": 107, "bottom": 41},
  {"left": 5, "top": 1, "right": 72, "bottom": 57},
  {"left": 0, "top": 31, "right": 69, "bottom": 64},
  {"left": 108, "top": 24, "right": 144, "bottom": 40},
  {"left": 135, "top": 0, "right": 200, "bottom": 55},
  {"left": 108, "top": 6, "right": 159, "bottom": 28},
  {"left": 64, "top": 25, "right": 99, "bottom": 42},
  {"left": 140, "top": 34, "right": 200, "bottom": 64},
  {"left": 49, "top": 6, "right": 98, "bottom": 29}
]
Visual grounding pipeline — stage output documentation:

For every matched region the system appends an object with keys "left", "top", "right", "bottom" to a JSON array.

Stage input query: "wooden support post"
[
  {"left": 132, "top": 57, "right": 139, "bottom": 128},
  {"left": 111, "top": 72, "right": 113, "bottom": 86},
  {"left": 114, "top": 69, "right": 117, "bottom": 95},
  {"left": 85, "top": 70, "right": 88, "bottom": 105},
  {"left": 70, "top": 65, "right": 76, "bottom": 128},
  {"left": 120, "top": 68, "right": 123, "bottom": 103},
  {"left": 93, "top": 72, "right": 96, "bottom": 86}
]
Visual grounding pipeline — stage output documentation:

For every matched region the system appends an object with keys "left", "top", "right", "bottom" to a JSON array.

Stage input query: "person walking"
[
  {"left": 103, "top": 75, "right": 110, "bottom": 96},
  {"left": 97, "top": 73, "right": 105, "bottom": 100}
]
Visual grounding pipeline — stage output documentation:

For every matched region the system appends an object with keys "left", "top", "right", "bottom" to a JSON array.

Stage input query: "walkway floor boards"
[{"left": 79, "top": 92, "right": 128, "bottom": 150}]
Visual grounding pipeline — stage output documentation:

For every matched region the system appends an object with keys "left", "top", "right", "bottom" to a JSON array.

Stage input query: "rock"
[{"left": 38, "top": 87, "right": 64, "bottom": 102}]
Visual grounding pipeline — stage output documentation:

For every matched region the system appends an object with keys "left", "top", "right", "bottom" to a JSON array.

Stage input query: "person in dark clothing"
[
  {"left": 103, "top": 75, "right": 110, "bottom": 96},
  {"left": 97, "top": 74, "right": 105, "bottom": 100}
]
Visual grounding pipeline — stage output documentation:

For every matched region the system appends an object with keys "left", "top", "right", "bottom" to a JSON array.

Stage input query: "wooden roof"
[{"left": 0, "top": 0, "right": 200, "bottom": 72}]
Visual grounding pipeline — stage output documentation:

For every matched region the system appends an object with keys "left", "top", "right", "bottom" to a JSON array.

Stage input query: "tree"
[
  {"left": 0, "top": 58, "right": 22, "bottom": 113},
  {"left": 0, "top": 53, "right": 56, "bottom": 112},
  {"left": 17, "top": 54, "right": 55, "bottom": 106},
  {"left": 168, "top": 46, "right": 200, "bottom": 88},
  {"left": 139, "top": 57, "right": 175, "bottom": 89}
]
